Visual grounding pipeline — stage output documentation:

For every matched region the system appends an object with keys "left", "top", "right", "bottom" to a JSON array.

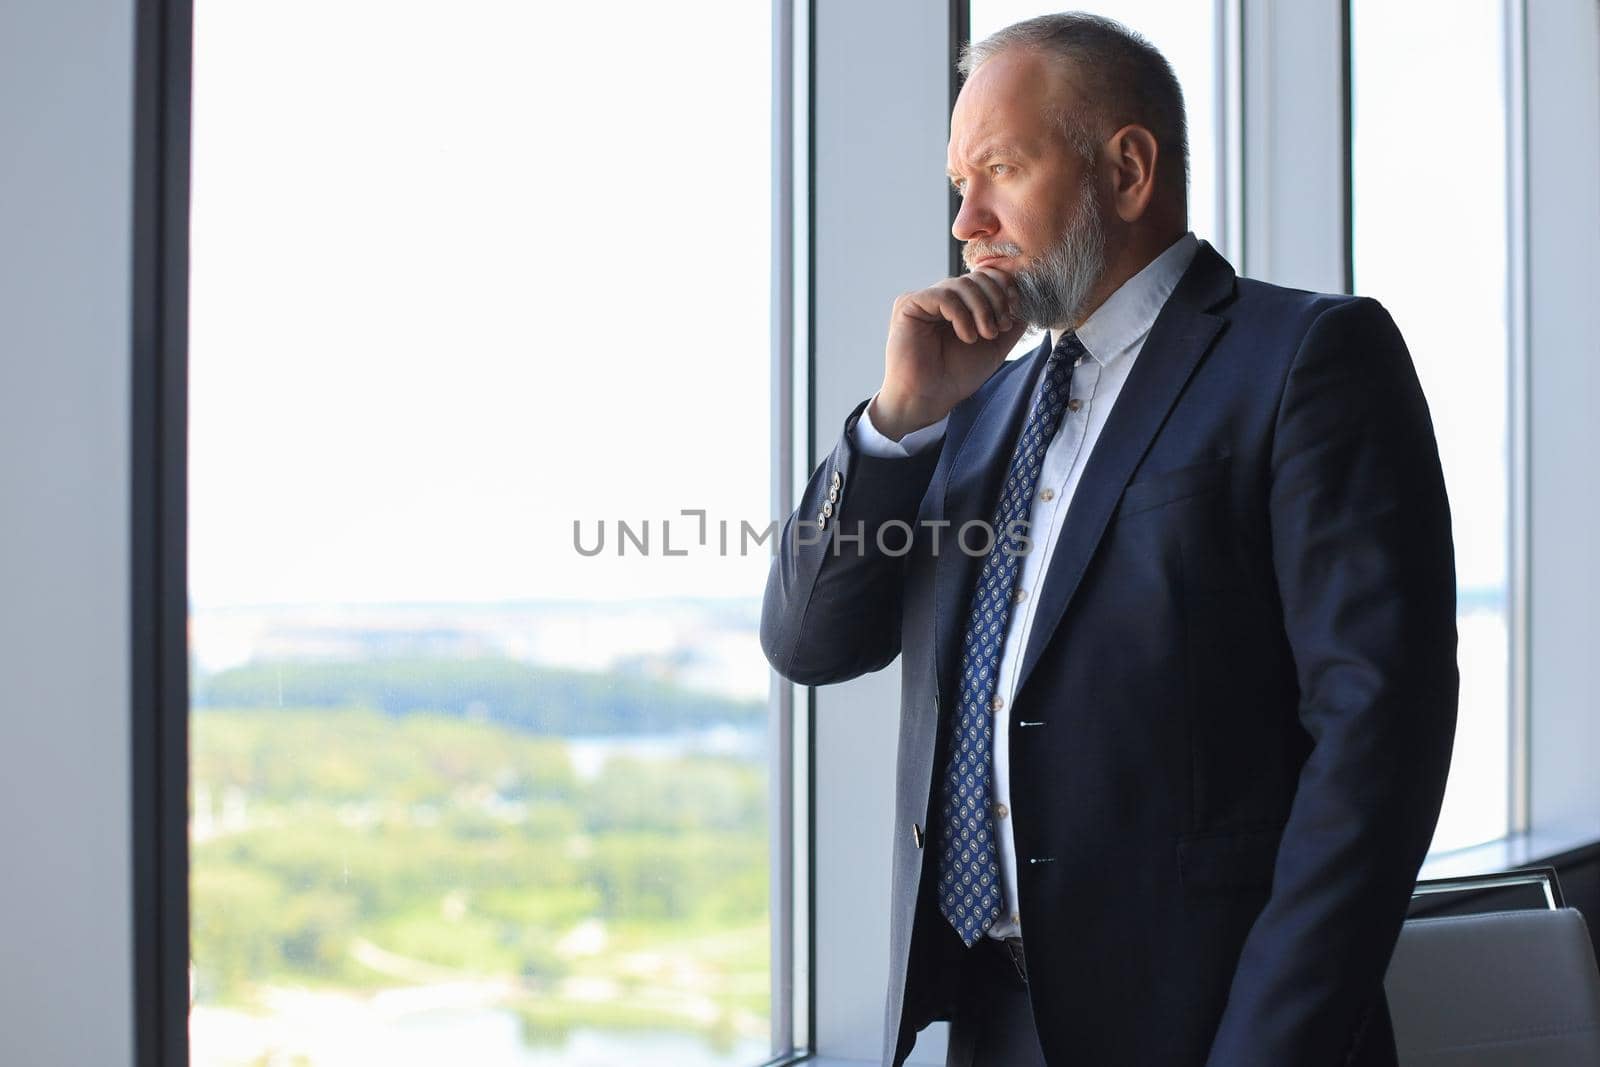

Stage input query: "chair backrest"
[{"left": 1385, "top": 867, "right": 1600, "bottom": 1065}]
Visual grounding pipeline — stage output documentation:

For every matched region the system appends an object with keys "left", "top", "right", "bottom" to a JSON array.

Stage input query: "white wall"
[
  {"left": 1527, "top": 0, "right": 1600, "bottom": 844},
  {"left": 809, "top": 0, "right": 951, "bottom": 1060},
  {"left": 0, "top": 1, "right": 136, "bottom": 1065},
  {"left": 1239, "top": 0, "right": 1348, "bottom": 290}
]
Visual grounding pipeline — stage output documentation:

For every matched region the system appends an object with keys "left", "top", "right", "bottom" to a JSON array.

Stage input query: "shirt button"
[
  {"left": 1013, "top": 587, "right": 1028, "bottom": 604},
  {"left": 1039, "top": 487, "right": 1056, "bottom": 502},
  {"left": 990, "top": 695, "right": 1005, "bottom": 711},
  {"left": 1067, "top": 398, "right": 1083, "bottom": 412},
  {"left": 993, "top": 802, "right": 1009, "bottom": 818},
  {"left": 831, "top": 470, "right": 842, "bottom": 490}
]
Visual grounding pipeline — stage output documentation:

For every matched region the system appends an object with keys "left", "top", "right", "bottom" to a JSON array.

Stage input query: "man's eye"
[
  {"left": 991, "top": 163, "right": 1011, "bottom": 177},
  {"left": 951, "top": 178, "right": 967, "bottom": 195}
]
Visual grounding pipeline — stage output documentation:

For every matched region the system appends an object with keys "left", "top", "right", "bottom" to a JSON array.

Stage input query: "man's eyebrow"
[{"left": 945, "top": 143, "right": 1028, "bottom": 179}]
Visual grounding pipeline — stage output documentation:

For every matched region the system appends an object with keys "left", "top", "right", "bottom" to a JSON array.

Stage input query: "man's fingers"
[
  {"left": 901, "top": 289, "right": 972, "bottom": 342},
  {"left": 963, "top": 270, "right": 1015, "bottom": 330},
  {"left": 971, "top": 268, "right": 1022, "bottom": 324},
  {"left": 902, "top": 277, "right": 1017, "bottom": 345},
  {"left": 931, "top": 289, "right": 980, "bottom": 344},
  {"left": 972, "top": 266, "right": 1022, "bottom": 316},
  {"left": 945, "top": 281, "right": 999, "bottom": 339}
]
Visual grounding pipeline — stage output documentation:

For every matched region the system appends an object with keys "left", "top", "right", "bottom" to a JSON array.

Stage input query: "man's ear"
[{"left": 1106, "top": 123, "right": 1159, "bottom": 223}]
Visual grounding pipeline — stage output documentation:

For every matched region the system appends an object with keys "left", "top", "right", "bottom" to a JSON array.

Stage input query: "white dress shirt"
[{"left": 853, "top": 231, "right": 1200, "bottom": 939}]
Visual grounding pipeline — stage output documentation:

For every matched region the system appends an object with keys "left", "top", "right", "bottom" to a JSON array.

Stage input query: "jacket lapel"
[
  {"left": 1012, "top": 241, "right": 1236, "bottom": 699},
  {"left": 930, "top": 240, "right": 1238, "bottom": 707}
]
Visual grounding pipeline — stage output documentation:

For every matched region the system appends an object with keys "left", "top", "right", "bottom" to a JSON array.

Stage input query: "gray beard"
[{"left": 1013, "top": 174, "right": 1107, "bottom": 332}]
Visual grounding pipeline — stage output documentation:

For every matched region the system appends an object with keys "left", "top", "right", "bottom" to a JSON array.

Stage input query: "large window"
[
  {"left": 186, "top": 3, "right": 780, "bottom": 1064},
  {"left": 1351, "top": 0, "right": 1513, "bottom": 853}
]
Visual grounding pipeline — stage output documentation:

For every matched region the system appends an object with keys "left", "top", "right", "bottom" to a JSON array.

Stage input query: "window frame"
[
  {"left": 131, "top": 0, "right": 194, "bottom": 1064},
  {"left": 772, "top": 0, "right": 813, "bottom": 1059},
  {"left": 132, "top": 2, "right": 814, "bottom": 1065}
]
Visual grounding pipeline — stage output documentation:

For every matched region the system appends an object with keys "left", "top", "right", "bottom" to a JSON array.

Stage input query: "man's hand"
[{"left": 872, "top": 266, "right": 1031, "bottom": 440}]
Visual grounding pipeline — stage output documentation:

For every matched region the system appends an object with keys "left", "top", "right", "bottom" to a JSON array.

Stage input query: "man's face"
[{"left": 947, "top": 48, "right": 1108, "bottom": 330}]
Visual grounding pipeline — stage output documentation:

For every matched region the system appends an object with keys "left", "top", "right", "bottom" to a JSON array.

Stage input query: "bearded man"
[{"left": 761, "top": 12, "right": 1459, "bottom": 1067}]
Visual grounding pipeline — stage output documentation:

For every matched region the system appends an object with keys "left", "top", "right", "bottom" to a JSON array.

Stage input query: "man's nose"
[{"left": 951, "top": 192, "right": 997, "bottom": 243}]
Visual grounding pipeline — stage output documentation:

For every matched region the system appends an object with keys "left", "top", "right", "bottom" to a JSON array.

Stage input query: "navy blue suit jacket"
[{"left": 760, "top": 239, "right": 1459, "bottom": 1066}]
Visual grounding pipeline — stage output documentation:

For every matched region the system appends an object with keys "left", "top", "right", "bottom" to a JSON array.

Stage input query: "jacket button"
[{"left": 911, "top": 823, "right": 924, "bottom": 848}]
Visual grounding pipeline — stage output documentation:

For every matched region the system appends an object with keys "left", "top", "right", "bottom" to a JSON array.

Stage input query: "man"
[{"left": 761, "top": 12, "right": 1458, "bottom": 1067}]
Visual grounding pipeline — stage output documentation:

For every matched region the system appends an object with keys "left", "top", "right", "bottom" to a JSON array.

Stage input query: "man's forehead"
[{"left": 947, "top": 47, "right": 1076, "bottom": 169}]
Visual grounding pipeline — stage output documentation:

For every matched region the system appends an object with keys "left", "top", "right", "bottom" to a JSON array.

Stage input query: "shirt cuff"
[{"left": 852, "top": 392, "right": 950, "bottom": 458}]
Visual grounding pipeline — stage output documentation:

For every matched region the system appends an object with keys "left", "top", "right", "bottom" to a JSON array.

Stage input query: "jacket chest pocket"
[
  {"left": 1114, "top": 454, "right": 1230, "bottom": 520},
  {"left": 1175, "top": 820, "right": 1286, "bottom": 893}
]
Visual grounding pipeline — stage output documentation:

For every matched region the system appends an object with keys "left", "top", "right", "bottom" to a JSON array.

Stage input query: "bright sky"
[
  {"left": 188, "top": 0, "right": 774, "bottom": 608},
  {"left": 190, "top": 0, "right": 1507, "bottom": 610},
  {"left": 1350, "top": 0, "right": 1509, "bottom": 592}
]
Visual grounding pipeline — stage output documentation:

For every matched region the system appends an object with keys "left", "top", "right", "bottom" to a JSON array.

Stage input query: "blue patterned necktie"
[{"left": 935, "top": 330, "right": 1085, "bottom": 947}]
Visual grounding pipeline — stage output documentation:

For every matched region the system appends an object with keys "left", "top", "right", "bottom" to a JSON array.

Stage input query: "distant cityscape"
[
  {"left": 187, "top": 595, "right": 774, "bottom": 1066},
  {"left": 190, "top": 596, "right": 770, "bottom": 704}
]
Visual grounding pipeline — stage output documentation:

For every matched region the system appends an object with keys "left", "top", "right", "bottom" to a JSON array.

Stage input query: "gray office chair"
[{"left": 1385, "top": 867, "right": 1600, "bottom": 1065}]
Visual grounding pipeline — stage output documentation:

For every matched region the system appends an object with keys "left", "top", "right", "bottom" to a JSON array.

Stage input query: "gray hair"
[{"left": 957, "top": 12, "right": 1189, "bottom": 200}]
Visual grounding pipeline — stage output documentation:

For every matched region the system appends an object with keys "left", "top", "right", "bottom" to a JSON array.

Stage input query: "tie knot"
[{"left": 1050, "top": 330, "right": 1086, "bottom": 366}]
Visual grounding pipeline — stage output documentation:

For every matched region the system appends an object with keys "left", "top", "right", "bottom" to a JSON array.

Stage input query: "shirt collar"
[{"left": 1049, "top": 231, "right": 1199, "bottom": 367}]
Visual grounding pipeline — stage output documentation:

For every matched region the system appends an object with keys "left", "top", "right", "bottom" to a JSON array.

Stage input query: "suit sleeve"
[
  {"left": 760, "top": 395, "right": 942, "bottom": 686},
  {"left": 1204, "top": 297, "right": 1460, "bottom": 1067}
]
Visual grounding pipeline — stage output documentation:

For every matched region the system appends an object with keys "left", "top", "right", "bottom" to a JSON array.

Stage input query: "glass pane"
[
  {"left": 1352, "top": 0, "right": 1511, "bottom": 853},
  {"left": 187, "top": 2, "right": 776, "bottom": 1064},
  {"left": 968, "top": 2, "right": 1222, "bottom": 249}
]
